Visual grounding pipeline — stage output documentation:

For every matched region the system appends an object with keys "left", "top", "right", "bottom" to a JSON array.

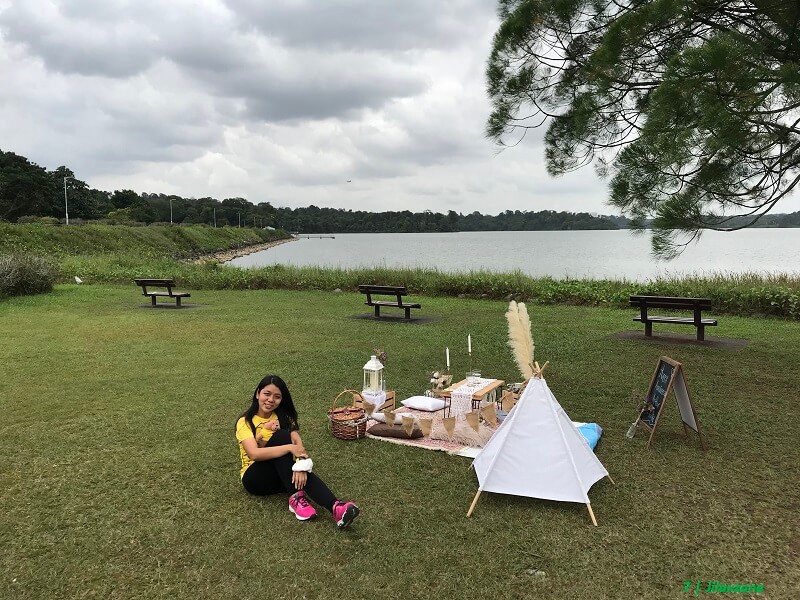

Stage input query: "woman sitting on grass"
[{"left": 235, "top": 374, "right": 360, "bottom": 528}]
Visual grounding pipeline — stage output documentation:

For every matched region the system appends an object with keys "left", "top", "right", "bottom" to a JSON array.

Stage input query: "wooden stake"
[
  {"left": 466, "top": 490, "right": 482, "bottom": 517},
  {"left": 586, "top": 503, "right": 598, "bottom": 527},
  {"left": 606, "top": 474, "right": 615, "bottom": 485}
]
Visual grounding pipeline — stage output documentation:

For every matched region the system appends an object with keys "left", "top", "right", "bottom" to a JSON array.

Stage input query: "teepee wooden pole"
[
  {"left": 606, "top": 474, "right": 615, "bottom": 485},
  {"left": 532, "top": 361, "right": 550, "bottom": 379},
  {"left": 539, "top": 360, "right": 549, "bottom": 374},
  {"left": 586, "top": 503, "right": 598, "bottom": 526},
  {"left": 466, "top": 490, "right": 482, "bottom": 517}
]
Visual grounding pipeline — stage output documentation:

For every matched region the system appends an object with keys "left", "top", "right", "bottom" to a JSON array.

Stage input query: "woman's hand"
[
  {"left": 290, "top": 443, "right": 308, "bottom": 459},
  {"left": 292, "top": 470, "right": 307, "bottom": 489}
]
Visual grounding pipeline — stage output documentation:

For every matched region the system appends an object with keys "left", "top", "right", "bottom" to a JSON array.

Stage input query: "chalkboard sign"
[
  {"left": 640, "top": 359, "right": 675, "bottom": 428},
  {"left": 639, "top": 356, "right": 705, "bottom": 450}
]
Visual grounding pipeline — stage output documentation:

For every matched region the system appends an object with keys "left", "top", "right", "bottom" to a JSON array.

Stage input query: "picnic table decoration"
[
  {"left": 427, "top": 370, "right": 453, "bottom": 396},
  {"left": 423, "top": 348, "right": 453, "bottom": 397}
]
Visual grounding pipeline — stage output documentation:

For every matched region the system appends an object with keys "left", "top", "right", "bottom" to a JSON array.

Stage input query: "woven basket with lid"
[{"left": 328, "top": 390, "right": 368, "bottom": 440}]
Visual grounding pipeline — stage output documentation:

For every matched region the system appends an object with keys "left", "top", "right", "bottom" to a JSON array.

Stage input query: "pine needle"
[{"left": 506, "top": 301, "right": 535, "bottom": 380}]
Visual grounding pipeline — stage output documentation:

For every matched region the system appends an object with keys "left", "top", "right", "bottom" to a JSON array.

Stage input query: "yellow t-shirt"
[{"left": 235, "top": 414, "right": 279, "bottom": 479}]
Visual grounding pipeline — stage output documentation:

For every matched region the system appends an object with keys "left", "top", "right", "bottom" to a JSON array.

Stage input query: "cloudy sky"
[{"left": 4, "top": 1, "right": 793, "bottom": 217}]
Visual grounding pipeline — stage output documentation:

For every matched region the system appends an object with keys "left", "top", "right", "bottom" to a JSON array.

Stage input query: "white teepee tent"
[{"left": 468, "top": 377, "right": 612, "bottom": 525}]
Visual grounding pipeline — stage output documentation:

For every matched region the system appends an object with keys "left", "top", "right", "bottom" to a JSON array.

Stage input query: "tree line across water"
[{"left": 3, "top": 149, "right": 799, "bottom": 233}]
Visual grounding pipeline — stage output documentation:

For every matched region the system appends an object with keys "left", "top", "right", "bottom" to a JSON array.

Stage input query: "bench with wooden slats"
[
  {"left": 630, "top": 295, "right": 717, "bottom": 341},
  {"left": 134, "top": 278, "right": 191, "bottom": 308},
  {"left": 358, "top": 284, "right": 421, "bottom": 320}
]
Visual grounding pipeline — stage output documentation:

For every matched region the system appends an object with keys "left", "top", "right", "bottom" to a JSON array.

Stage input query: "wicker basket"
[{"left": 328, "top": 390, "right": 368, "bottom": 440}]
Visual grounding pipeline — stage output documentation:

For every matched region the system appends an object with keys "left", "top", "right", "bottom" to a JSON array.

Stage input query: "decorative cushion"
[
  {"left": 400, "top": 396, "right": 447, "bottom": 412},
  {"left": 370, "top": 411, "right": 408, "bottom": 425},
  {"left": 367, "top": 423, "right": 423, "bottom": 439},
  {"left": 575, "top": 422, "right": 603, "bottom": 450}
]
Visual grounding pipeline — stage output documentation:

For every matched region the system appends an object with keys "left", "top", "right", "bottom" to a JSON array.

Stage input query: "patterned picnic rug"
[
  {"left": 365, "top": 407, "right": 485, "bottom": 458},
  {"left": 366, "top": 407, "right": 603, "bottom": 458}
]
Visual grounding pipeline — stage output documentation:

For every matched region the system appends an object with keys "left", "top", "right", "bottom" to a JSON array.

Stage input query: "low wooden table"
[{"left": 438, "top": 378, "right": 505, "bottom": 417}]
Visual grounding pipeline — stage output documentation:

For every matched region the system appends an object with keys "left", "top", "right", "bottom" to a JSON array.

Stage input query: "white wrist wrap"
[{"left": 292, "top": 458, "right": 313, "bottom": 472}]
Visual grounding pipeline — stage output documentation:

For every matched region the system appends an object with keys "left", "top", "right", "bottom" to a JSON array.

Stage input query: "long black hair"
[{"left": 237, "top": 374, "right": 299, "bottom": 436}]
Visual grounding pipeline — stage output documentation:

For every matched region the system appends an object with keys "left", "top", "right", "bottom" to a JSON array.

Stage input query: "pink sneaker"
[
  {"left": 288, "top": 491, "right": 317, "bottom": 521},
  {"left": 332, "top": 500, "right": 360, "bottom": 528}
]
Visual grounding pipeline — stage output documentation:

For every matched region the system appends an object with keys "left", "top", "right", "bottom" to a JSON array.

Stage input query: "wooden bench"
[
  {"left": 134, "top": 278, "right": 191, "bottom": 308},
  {"left": 630, "top": 295, "right": 717, "bottom": 341},
  {"left": 358, "top": 285, "right": 421, "bottom": 320}
]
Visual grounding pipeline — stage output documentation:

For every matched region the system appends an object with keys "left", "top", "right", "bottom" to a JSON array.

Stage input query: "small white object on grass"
[{"left": 74, "top": 276, "right": 83, "bottom": 284}]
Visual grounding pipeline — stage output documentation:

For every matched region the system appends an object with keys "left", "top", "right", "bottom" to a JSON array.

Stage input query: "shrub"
[
  {"left": 105, "top": 208, "right": 139, "bottom": 225},
  {"left": 16, "top": 216, "right": 60, "bottom": 225},
  {"left": 0, "top": 254, "right": 56, "bottom": 298}
]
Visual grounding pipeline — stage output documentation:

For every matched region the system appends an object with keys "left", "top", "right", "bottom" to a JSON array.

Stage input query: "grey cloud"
[
  {"left": 1, "top": 1, "right": 454, "bottom": 124},
  {"left": 0, "top": 3, "right": 159, "bottom": 77},
  {"left": 351, "top": 135, "right": 475, "bottom": 178},
  {"left": 179, "top": 46, "right": 427, "bottom": 122},
  {"left": 347, "top": 106, "right": 491, "bottom": 175},
  {"left": 1, "top": 2, "right": 247, "bottom": 78},
  {"left": 225, "top": 0, "right": 490, "bottom": 52},
  {"left": 240, "top": 78, "right": 423, "bottom": 122}
]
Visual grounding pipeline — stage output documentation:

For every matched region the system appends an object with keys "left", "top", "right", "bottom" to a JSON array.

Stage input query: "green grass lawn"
[{"left": 1, "top": 286, "right": 798, "bottom": 599}]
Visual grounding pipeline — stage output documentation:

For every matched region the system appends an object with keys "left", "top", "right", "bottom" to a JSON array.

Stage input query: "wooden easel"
[{"left": 639, "top": 357, "right": 705, "bottom": 450}]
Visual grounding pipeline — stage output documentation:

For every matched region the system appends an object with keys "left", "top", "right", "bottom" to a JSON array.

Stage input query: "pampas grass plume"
[{"left": 506, "top": 301, "right": 535, "bottom": 380}]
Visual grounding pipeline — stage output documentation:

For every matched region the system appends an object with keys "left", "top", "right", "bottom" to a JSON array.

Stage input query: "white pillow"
[
  {"left": 400, "top": 396, "right": 447, "bottom": 412},
  {"left": 370, "top": 411, "right": 411, "bottom": 425}
]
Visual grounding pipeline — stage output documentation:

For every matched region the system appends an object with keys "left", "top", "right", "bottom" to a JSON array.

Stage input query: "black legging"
[{"left": 241, "top": 429, "right": 337, "bottom": 512}]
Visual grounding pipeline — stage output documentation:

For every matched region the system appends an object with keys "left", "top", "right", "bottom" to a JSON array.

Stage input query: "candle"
[
  {"left": 446, "top": 347, "right": 450, "bottom": 369},
  {"left": 468, "top": 334, "right": 472, "bottom": 354}
]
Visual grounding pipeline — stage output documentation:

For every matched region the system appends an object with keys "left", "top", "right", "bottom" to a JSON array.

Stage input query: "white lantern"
[{"left": 362, "top": 355, "right": 385, "bottom": 393}]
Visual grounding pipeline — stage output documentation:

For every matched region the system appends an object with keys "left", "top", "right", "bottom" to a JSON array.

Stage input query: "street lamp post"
[{"left": 63, "top": 176, "right": 72, "bottom": 225}]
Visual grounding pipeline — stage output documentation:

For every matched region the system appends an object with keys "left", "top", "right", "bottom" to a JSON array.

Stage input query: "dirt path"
[{"left": 191, "top": 237, "right": 297, "bottom": 263}]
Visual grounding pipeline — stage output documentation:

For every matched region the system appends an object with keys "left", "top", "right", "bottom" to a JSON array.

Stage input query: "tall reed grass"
[{"left": 57, "top": 255, "right": 800, "bottom": 319}]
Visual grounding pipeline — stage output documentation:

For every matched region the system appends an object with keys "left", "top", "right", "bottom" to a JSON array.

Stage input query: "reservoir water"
[{"left": 228, "top": 229, "right": 800, "bottom": 281}]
